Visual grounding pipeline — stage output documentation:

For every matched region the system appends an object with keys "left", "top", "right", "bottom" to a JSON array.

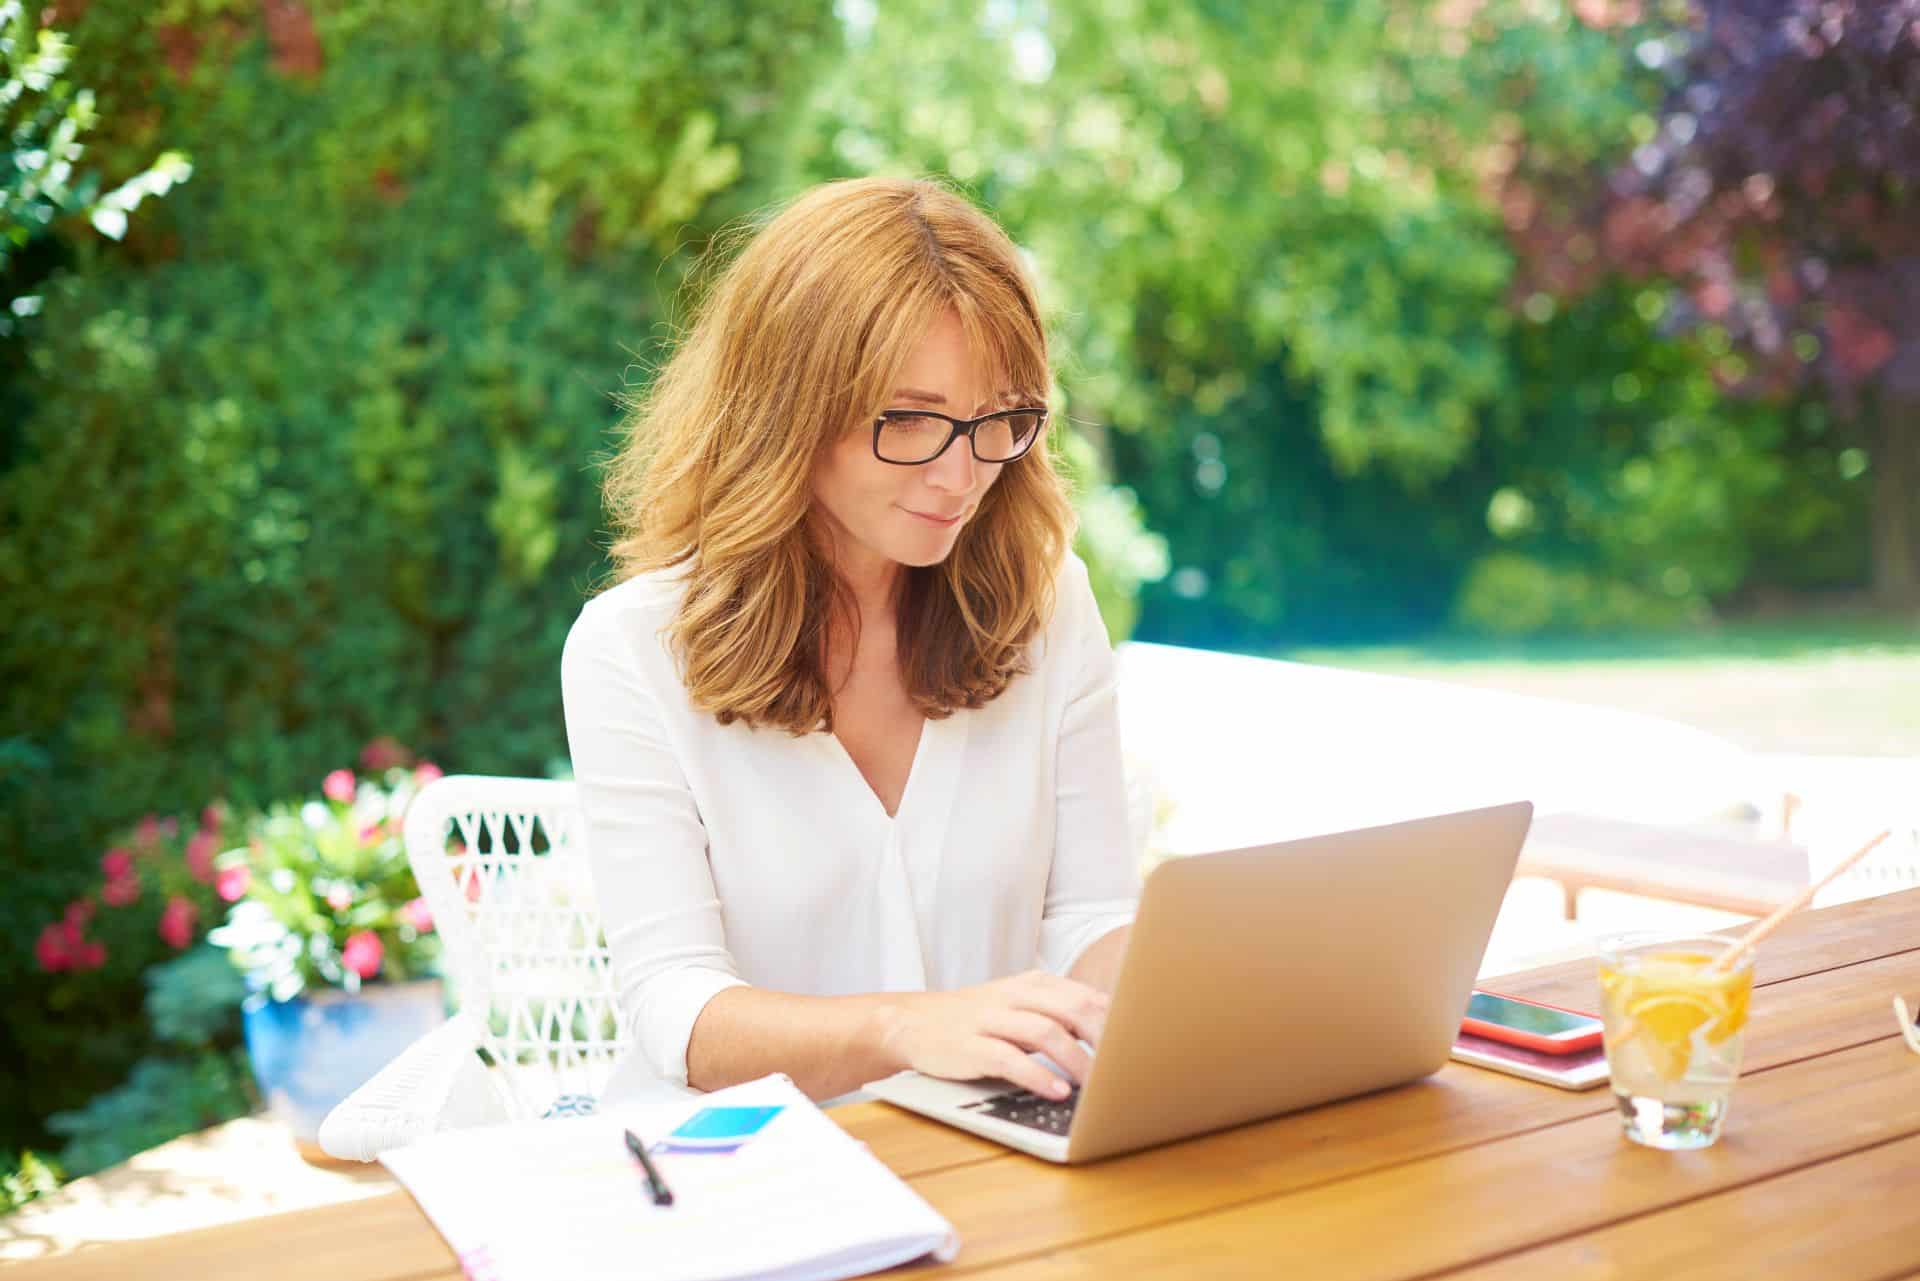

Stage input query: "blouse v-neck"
[
  {"left": 826, "top": 719, "right": 928, "bottom": 822},
  {"left": 823, "top": 708, "right": 970, "bottom": 833},
  {"left": 818, "top": 709, "right": 971, "bottom": 992}
]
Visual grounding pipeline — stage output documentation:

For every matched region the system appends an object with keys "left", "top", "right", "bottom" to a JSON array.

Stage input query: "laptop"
[{"left": 863, "top": 800, "right": 1534, "bottom": 1163}]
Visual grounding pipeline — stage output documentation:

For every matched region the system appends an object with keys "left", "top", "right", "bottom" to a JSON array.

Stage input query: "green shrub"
[
  {"left": 0, "top": 0, "right": 837, "bottom": 1155},
  {"left": 1111, "top": 361, "right": 1499, "bottom": 646},
  {"left": 1452, "top": 552, "right": 1706, "bottom": 635},
  {"left": 143, "top": 943, "right": 248, "bottom": 1050},
  {"left": 46, "top": 1052, "right": 253, "bottom": 1179},
  {"left": 1057, "top": 428, "right": 1169, "bottom": 640}
]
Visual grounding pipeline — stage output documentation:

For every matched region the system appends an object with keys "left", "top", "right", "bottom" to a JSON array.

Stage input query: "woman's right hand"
[{"left": 879, "top": 970, "right": 1110, "bottom": 1098}]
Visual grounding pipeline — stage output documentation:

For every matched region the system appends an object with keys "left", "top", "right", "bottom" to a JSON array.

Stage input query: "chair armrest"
[{"left": 316, "top": 1011, "right": 511, "bottom": 1161}]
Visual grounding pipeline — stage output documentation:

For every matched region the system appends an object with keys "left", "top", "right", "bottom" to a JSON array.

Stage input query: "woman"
[{"left": 561, "top": 177, "right": 1137, "bottom": 1107}]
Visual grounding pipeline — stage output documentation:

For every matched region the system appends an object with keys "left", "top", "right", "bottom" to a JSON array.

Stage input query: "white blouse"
[{"left": 559, "top": 551, "right": 1140, "bottom": 1095}]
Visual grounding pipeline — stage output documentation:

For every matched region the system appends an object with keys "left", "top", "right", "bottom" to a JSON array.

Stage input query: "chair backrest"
[{"left": 403, "top": 775, "right": 625, "bottom": 1118}]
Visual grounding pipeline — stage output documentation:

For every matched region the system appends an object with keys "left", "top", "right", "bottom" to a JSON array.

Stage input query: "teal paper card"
[{"left": 655, "top": 1105, "right": 785, "bottom": 1153}]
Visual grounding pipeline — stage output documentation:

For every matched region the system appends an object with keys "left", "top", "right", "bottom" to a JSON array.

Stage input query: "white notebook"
[{"left": 381, "top": 1074, "right": 958, "bottom": 1281}]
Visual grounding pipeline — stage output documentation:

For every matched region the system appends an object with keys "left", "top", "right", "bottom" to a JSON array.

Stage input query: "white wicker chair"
[{"left": 317, "top": 775, "right": 626, "bottom": 1161}]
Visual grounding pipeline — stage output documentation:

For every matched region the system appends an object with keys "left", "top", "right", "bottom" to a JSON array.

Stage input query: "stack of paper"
[{"left": 381, "top": 1074, "right": 958, "bottom": 1281}]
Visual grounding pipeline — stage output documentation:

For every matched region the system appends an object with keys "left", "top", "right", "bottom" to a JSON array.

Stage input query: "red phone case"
[{"left": 1460, "top": 989, "right": 1605, "bottom": 1055}]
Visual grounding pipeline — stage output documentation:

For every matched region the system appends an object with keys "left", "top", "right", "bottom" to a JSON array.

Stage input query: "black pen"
[{"left": 624, "top": 1128, "right": 674, "bottom": 1206}]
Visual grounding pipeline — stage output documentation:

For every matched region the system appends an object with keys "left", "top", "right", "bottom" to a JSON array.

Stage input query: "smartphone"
[
  {"left": 1460, "top": 990, "right": 1604, "bottom": 1055},
  {"left": 1450, "top": 1033, "right": 1610, "bottom": 1090}
]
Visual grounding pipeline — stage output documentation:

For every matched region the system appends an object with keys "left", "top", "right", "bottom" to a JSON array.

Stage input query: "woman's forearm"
[
  {"left": 687, "top": 964, "right": 1118, "bottom": 1103},
  {"left": 683, "top": 986, "right": 910, "bottom": 1102}
]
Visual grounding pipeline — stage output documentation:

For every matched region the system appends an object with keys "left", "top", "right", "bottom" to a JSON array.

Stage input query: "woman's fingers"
[
  {"left": 983, "top": 1040, "right": 1075, "bottom": 1098},
  {"left": 898, "top": 976, "right": 1113, "bottom": 1096},
  {"left": 983, "top": 1010, "right": 1095, "bottom": 1085},
  {"left": 1006, "top": 971, "right": 1110, "bottom": 1046}
]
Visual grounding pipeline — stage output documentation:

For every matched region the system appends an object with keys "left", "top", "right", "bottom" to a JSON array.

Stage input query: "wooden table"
[{"left": 18, "top": 889, "right": 1920, "bottom": 1281}]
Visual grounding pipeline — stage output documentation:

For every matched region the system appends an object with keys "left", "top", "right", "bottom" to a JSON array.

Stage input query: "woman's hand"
[{"left": 879, "top": 970, "right": 1110, "bottom": 1098}]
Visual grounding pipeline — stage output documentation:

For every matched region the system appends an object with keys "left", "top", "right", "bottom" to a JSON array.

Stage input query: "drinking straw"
[
  {"left": 1710, "top": 829, "right": 1891, "bottom": 973},
  {"left": 1896, "top": 996, "right": 1920, "bottom": 1058}
]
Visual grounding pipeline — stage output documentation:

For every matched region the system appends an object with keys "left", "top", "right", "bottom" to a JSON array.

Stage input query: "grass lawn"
[{"left": 1280, "top": 617, "right": 1920, "bottom": 758}]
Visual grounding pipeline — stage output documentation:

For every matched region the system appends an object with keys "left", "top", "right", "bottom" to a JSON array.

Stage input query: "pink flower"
[
  {"left": 342, "top": 930, "right": 384, "bottom": 980},
  {"left": 132, "top": 815, "right": 179, "bottom": 850},
  {"left": 101, "top": 848, "right": 134, "bottom": 881},
  {"left": 216, "top": 863, "right": 251, "bottom": 903},
  {"left": 201, "top": 802, "right": 227, "bottom": 832},
  {"left": 358, "top": 821, "right": 384, "bottom": 846},
  {"left": 359, "top": 736, "right": 411, "bottom": 772},
  {"left": 322, "top": 769, "right": 357, "bottom": 803},
  {"left": 158, "top": 896, "right": 199, "bottom": 950},
  {"left": 63, "top": 899, "right": 95, "bottom": 933},
  {"left": 75, "top": 941, "right": 107, "bottom": 970},
  {"left": 413, "top": 761, "right": 444, "bottom": 786},
  {"left": 326, "top": 885, "right": 353, "bottom": 912},
  {"left": 101, "top": 872, "right": 141, "bottom": 907},
  {"left": 35, "top": 924, "right": 70, "bottom": 973},
  {"left": 185, "top": 831, "right": 218, "bottom": 882},
  {"left": 400, "top": 897, "right": 434, "bottom": 933}
]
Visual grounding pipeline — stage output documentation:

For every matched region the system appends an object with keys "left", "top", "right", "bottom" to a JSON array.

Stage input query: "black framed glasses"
[{"left": 872, "top": 407, "right": 1049, "bottom": 465}]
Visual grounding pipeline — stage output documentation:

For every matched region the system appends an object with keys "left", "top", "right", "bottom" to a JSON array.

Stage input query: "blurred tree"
[
  {"left": 796, "top": 0, "right": 1781, "bottom": 639},
  {"left": 1457, "top": 277, "right": 1810, "bottom": 632},
  {"left": 1524, "top": 0, "right": 1920, "bottom": 609},
  {"left": 804, "top": 0, "right": 1520, "bottom": 480},
  {"left": 791, "top": 2, "right": 1513, "bottom": 638},
  {"left": 2, "top": 0, "right": 190, "bottom": 480},
  {"left": 500, "top": 4, "right": 839, "bottom": 259},
  {"left": 0, "top": 1, "right": 191, "bottom": 320}
]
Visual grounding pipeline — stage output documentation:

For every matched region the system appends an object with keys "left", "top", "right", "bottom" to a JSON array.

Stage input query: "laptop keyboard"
[{"left": 962, "top": 1085, "right": 1081, "bottom": 1136}]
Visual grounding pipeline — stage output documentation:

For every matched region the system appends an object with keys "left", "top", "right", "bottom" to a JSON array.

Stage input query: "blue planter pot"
[{"left": 242, "top": 979, "right": 448, "bottom": 1146}]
